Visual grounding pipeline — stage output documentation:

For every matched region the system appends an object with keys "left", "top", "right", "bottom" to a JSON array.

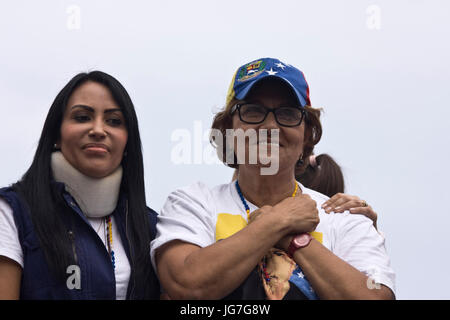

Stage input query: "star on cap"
[
  {"left": 266, "top": 68, "right": 278, "bottom": 76},
  {"left": 275, "top": 62, "right": 286, "bottom": 70}
]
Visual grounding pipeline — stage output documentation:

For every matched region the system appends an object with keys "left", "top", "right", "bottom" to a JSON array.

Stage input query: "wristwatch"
[{"left": 287, "top": 233, "right": 313, "bottom": 258}]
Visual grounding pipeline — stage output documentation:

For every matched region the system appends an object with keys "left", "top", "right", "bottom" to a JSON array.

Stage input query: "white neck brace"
[{"left": 51, "top": 151, "right": 123, "bottom": 218}]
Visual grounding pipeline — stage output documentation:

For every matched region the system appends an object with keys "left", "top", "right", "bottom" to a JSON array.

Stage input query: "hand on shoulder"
[{"left": 321, "top": 193, "right": 378, "bottom": 230}]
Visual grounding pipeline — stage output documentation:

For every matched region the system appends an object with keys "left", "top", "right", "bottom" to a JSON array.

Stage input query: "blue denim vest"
[{"left": 0, "top": 183, "right": 159, "bottom": 299}]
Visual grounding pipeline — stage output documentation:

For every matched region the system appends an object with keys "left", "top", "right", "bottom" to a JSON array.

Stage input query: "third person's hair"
[{"left": 296, "top": 153, "right": 345, "bottom": 197}]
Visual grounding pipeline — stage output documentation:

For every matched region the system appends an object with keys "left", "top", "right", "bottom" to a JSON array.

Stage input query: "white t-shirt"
[
  {"left": 0, "top": 198, "right": 130, "bottom": 300},
  {"left": 150, "top": 181, "right": 396, "bottom": 295}
]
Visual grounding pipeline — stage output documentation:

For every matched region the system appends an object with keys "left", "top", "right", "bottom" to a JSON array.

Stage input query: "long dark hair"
[{"left": 13, "top": 71, "right": 156, "bottom": 298}]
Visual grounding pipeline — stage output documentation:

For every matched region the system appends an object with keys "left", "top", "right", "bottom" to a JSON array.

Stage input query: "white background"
[{"left": 1, "top": 0, "right": 449, "bottom": 299}]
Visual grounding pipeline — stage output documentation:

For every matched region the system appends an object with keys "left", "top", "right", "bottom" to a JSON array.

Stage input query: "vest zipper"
[
  {"left": 125, "top": 200, "right": 136, "bottom": 299},
  {"left": 68, "top": 230, "right": 78, "bottom": 264}
]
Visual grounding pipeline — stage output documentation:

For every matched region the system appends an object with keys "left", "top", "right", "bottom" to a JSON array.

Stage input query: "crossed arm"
[{"left": 156, "top": 201, "right": 394, "bottom": 300}]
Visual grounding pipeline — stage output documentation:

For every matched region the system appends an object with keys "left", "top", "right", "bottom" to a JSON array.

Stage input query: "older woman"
[{"left": 151, "top": 58, "right": 395, "bottom": 300}]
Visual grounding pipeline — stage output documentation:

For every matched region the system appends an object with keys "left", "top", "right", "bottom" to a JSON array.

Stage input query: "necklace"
[
  {"left": 105, "top": 215, "right": 116, "bottom": 270},
  {"left": 235, "top": 180, "right": 298, "bottom": 284},
  {"left": 235, "top": 180, "right": 298, "bottom": 222}
]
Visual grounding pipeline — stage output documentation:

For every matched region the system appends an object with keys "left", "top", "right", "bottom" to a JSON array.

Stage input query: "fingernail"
[{"left": 335, "top": 206, "right": 341, "bottom": 211}]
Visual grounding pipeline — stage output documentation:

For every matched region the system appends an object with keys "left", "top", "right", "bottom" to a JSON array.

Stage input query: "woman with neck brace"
[{"left": 0, "top": 71, "right": 159, "bottom": 299}]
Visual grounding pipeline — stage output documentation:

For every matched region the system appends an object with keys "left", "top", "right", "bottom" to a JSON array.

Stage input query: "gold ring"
[{"left": 362, "top": 200, "right": 368, "bottom": 207}]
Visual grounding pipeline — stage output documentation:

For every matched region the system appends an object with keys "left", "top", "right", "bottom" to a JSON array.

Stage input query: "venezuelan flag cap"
[{"left": 226, "top": 58, "right": 311, "bottom": 107}]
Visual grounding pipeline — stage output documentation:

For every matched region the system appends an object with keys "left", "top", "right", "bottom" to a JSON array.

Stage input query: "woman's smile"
[
  {"left": 59, "top": 81, "right": 128, "bottom": 178},
  {"left": 83, "top": 143, "right": 109, "bottom": 155}
]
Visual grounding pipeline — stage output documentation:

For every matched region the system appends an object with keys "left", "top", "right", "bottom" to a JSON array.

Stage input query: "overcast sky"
[{"left": 1, "top": 0, "right": 449, "bottom": 299}]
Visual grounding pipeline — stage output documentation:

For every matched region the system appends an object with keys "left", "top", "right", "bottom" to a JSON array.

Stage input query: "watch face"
[{"left": 293, "top": 233, "right": 311, "bottom": 247}]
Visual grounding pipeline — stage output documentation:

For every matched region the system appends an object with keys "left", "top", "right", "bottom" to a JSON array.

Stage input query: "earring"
[
  {"left": 54, "top": 143, "right": 60, "bottom": 150},
  {"left": 296, "top": 154, "right": 304, "bottom": 167}
]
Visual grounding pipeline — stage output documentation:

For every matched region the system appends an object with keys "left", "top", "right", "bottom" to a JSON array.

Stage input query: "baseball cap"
[{"left": 226, "top": 57, "right": 311, "bottom": 107}]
